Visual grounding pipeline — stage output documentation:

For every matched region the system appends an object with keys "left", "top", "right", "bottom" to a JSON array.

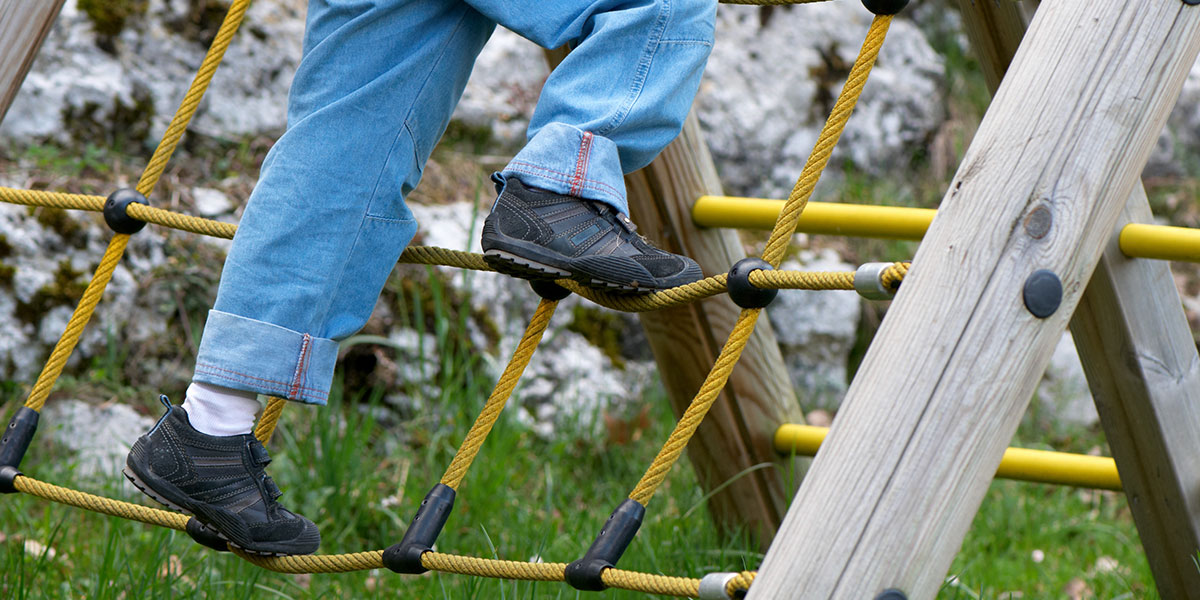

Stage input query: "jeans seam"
[
  {"left": 289, "top": 333, "right": 312, "bottom": 400},
  {"left": 507, "top": 160, "right": 623, "bottom": 197},
  {"left": 570, "top": 131, "right": 594, "bottom": 196},
  {"left": 506, "top": 165, "right": 623, "bottom": 206},
  {"left": 596, "top": 0, "right": 671, "bottom": 137}
]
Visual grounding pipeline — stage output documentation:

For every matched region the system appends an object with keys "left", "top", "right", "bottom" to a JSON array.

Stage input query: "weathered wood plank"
[
  {"left": 0, "top": 0, "right": 64, "bottom": 125},
  {"left": 959, "top": 2, "right": 1200, "bottom": 596},
  {"left": 747, "top": 2, "right": 1200, "bottom": 597}
]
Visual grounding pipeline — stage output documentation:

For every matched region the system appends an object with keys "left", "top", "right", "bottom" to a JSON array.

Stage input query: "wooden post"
[
  {"left": 0, "top": 0, "right": 64, "bottom": 125},
  {"left": 625, "top": 110, "right": 807, "bottom": 547},
  {"left": 747, "top": 2, "right": 1200, "bottom": 597},
  {"left": 542, "top": 46, "right": 806, "bottom": 547},
  {"left": 959, "top": 3, "right": 1200, "bottom": 596}
]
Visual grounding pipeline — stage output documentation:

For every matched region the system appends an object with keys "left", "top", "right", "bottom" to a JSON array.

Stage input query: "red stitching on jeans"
[
  {"left": 569, "top": 131, "right": 594, "bottom": 196},
  {"left": 194, "top": 363, "right": 328, "bottom": 399},
  {"left": 290, "top": 334, "right": 312, "bottom": 400}
]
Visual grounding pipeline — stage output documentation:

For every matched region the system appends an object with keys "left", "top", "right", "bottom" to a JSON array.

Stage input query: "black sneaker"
[
  {"left": 481, "top": 177, "right": 702, "bottom": 292},
  {"left": 123, "top": 395, "right": 320, "bottom": 556}
]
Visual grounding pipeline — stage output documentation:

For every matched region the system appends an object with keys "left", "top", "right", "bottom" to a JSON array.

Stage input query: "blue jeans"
[{"left": 193, "top": 0, "right": 715, "bottom": 404}]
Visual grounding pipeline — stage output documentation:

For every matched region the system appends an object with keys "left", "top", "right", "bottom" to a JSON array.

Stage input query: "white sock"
[{"left": 181, "top": 382, "right": 262, "bottom": 437}]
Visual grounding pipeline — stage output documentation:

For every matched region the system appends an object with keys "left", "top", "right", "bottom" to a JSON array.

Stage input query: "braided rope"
[
  {"left": 14, "top": 475, "right": 188, "bottom": 530},
  {"left": 255, "top": 396, "right": 288, "bottom": 445},
  {"left": 440, "top": 299, "right": 557, "bottom": 490},
  {"left": 761, "top": 15, "right": 892, "bottom": 268},
  {"left": 0, "top": 187, "right": 105, "bottom": 211},
  {"left": 135, "top": 0, "right": 251, "bottom": 197},
  {"left": 728, "top": 570, "right": 757, "bottom": 597},
  {"left": 24, "top": 235, "right": 130, "bottom": 412},
  {"left": 626, "top": 15, "right": 892, "bottom": 507}
]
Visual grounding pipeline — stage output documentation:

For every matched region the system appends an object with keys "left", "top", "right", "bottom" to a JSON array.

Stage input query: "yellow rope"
[
  {"left": 24, "top": 234, "right": 130, "bottom": 412},
  {"left": 0, "top": 187, "right": 105, "bottom": 212},
  {"left": 255, "top": 396, "right": 288, "bottom": 445},
  {"left": 14, "top": 473, "right": 746, "bottom": 595},
  {"left": 761, "top": 15, "right": 892, "bottom": 268},
  {"left": 628, "top": 308, "right": 762, "bottom": 505},
  {"left": 728, "top": 570, "right": 756, "bottom": 597},
  {"left": 14, "top": 475, "right": 188, "bottom": 530},
  {"left": 626, "top": 15, "right": 891, "bottom": 507},
  {"left": 135, "top": 0, "right": 250, "bottom": 197},
  {"left": 441, "top": 299, "right": 557, "bottom": 490}
]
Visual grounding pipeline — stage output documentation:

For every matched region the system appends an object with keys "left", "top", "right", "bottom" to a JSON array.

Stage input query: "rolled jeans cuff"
[
  {"left": 193, "top": 309, "right": 338, "bottom": 405},
  {"left": 502, "top": 122, "right": 628, "bottom": 214}
]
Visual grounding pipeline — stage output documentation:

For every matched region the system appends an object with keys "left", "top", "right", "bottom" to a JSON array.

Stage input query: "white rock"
[
  {"left": 698, "top": 3, "right": 946, "bottom": 198},
  {"left": 192, "top": 187, "right": 233, "bottom": 216},
  {"left": 766, "top": 249, "right": 861, "bottom": 410},
  {"left": 40, "top": 399, "right": 155, "bottom": 482}
]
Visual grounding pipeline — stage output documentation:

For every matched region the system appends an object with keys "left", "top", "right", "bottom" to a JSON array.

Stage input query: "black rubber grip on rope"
[
  {"left": 861, "top": 0, "right": 909, "bottom": 15},
  {"left": 529, "top": 279, "right": 571, "bottom": 301},
  {"left": 186, "top": 518, "right": 231, "bottom": 552},
  {"left": 383, "top": 483, "right": 456, "bottom": 574},
  {"left": 104, "top": 188, "right": 149, "bottom": 234},
  {"left": 0, "top": 407, "right": 39, "bottom": 492},
  {"left": 565, "top": 499, "right": 645, "bottom": 591},
  {"left": 726, "top": 258, "right": 778, "bottom": 309}
]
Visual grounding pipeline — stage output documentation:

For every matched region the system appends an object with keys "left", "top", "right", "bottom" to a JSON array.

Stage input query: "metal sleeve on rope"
[
  {"left": 699, "top": 572, "right": 740, "bottom": 599},
  {"left": 854, "top": 262, "right": 898, "bottom": 300}
]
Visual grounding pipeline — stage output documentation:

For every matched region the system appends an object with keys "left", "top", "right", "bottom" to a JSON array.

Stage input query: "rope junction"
[{"left": 1, "top": 0, "right": 1169, "bottom": 596}]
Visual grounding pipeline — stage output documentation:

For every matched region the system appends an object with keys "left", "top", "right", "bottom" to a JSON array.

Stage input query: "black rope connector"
[
  {"left": 186, "top": 518, "right": 231, "bottom": 552},
  {"left": 1022, "top": 269, "right": 1062, "bottom": 319},
  {"left": 565, "top": 498, "right": 645, "bottom": 591},
  {"left": 0, "top": 465, "right": 20, "bottom": 494},
  {"left": 103, "top": 188, "right": 149, "bottom": 235},
  {"left": 383, "top": 483, "right": 456, "bottom": 574},
  {"left": 529, "top": 279, "right": 571, "bottom": 301},
  {"left": 726, "top": 258, "right": 778, "bottom": 309},
  {"left": 861, "top": 0, "right": 909, "bottom": 15},
  {"left": 1, "top": 407, "right": 39, "bottom": 492}
]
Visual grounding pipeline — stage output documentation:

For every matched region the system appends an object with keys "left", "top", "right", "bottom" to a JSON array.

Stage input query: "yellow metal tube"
[
  {"left": 774, "top": 424, "right": 1121, "bottom": 491},
  {"left": 695, "top": 195, "right": 1200, "bottom": 263}
]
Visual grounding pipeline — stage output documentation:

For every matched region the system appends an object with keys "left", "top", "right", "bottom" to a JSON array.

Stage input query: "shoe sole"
[
  {"left": 483, "top": 249, "right": 656, "bottom": 293},
  {"left": 123, "top": 466, "right": 294, "bottom": 557}
]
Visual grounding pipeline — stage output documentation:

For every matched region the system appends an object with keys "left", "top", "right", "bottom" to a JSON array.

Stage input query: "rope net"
[{"left": 1, "top": 0, "right": 901, "bottom": 597}]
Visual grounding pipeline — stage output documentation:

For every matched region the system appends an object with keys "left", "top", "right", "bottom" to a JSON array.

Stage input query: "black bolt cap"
[
  {"left": 862, "top": 0, "right": 909, "bottom": 15},
  {"left": 104, "top": 188, "right": 149, "bottom": 234},
  {"left": 1022, "top": 269, "right": 1062, "bottom": 319}
]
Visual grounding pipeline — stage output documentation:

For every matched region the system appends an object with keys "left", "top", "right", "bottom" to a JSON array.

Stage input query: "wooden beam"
[
  {"left": 959, "top": 2, "right": 1200, "bottom": 596},
  {"left": 1070, "top": 190, "right": 1200, "bottom": 598},
  {"left": 747, "top": 2, "right": 1200, "bottom": 597},
  {"left": 0, "top": 0, "right": 64, "bottom": 126},
  {"left": 542, "top": 49, "right": 805, "bottom": 548}
]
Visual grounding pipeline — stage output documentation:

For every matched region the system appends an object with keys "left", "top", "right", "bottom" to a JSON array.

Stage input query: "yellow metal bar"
[
  {"left": 695, "top": 195, "right": 1200, "bottom": 263},
  {"left": 1118, "top": 223, "right": 1200, "bottom": 262},
  {"left": 774, "top": 424, "right": 1121, "bottom": 491},
  {"left": 693, "top": 195, "right": 933, "bottom": 240}
]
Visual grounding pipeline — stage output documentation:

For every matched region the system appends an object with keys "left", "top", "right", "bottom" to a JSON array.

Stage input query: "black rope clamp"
[
  {"left": 565, "top": 499, "right": 645, "bottom": 591},
  {"left": 861, "top": 0, "right": 909, "bottom": 15},
  {"left": 383, "top": 483, "right": 456, "bottom": 574},
  {"left": 104, "top": 188, "right": 149, "bottom": 235},
  {"left": 529, "top": 279, "right": 571, "bottom": 301},
  {"left": 1, "top": 407, "right": 39, "bottom": 493},
  {"left": 186, "top": 518, "right": 231, "bottom": 552},
  {"left": 726, "top": 258, "right": 778, "bottom": 309}
]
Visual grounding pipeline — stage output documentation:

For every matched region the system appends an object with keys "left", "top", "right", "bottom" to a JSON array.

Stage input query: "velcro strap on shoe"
[
  {"left": 262, "top": 475, "right": 283, "bottom": 501},
  {"left": 248, "top": 441, "right": 271, "bottom": 466}
]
